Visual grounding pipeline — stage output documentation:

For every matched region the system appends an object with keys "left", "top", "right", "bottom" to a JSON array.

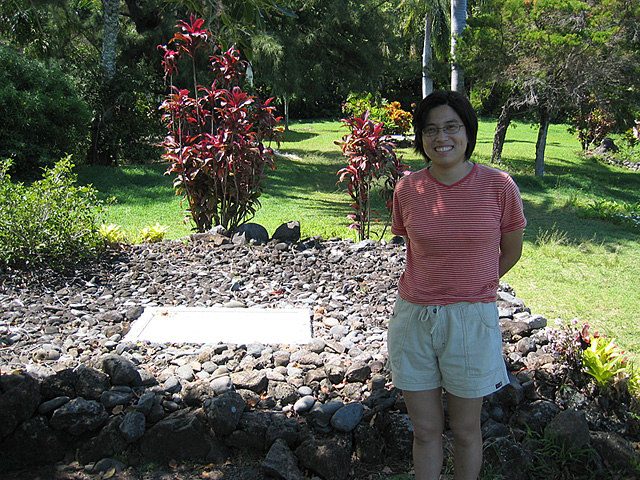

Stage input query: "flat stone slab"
[{"left": 123, "top": 306, "right": 312, "bottom": 345}]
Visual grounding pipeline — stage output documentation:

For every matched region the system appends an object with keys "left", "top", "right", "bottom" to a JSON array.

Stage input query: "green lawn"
[{"left": 76, "top": 118, "right": 640, "bottom": 363}]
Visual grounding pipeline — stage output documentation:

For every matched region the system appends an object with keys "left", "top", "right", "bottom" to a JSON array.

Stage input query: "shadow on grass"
[
  {"left": 269, "top": 149, "right": 345, "bottom": 193},
  {"left": 281, "top": 129, "right": 318, "bottom": 143},
  {"left": 75, "top": 163, "right": 177, "bottom": 206},
  {"left": 517, "top": 185, "right": 638, "bottom": 249}
]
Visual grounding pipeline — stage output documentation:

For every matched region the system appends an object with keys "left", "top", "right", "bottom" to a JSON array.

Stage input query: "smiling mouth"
[{"left": 435, "top": 146, "right": 453, "bottom": 152}]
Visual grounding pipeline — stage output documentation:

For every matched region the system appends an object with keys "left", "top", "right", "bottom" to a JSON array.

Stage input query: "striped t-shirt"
[{"left": 391, "top": 163, "right": 527, "bottom": 305}]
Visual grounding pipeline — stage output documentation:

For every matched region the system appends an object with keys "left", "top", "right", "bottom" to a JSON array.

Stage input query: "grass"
[{"left": 75, "top": 118, "right": 640, "bottom": 364}]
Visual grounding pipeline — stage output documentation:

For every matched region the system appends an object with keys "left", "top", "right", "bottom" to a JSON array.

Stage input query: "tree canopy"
[
  {"left": 1, "top": 0, "right": 638, "bottom": 172},
  {"left": 458, "top": 0, "right": 640, "bottom": 174}
]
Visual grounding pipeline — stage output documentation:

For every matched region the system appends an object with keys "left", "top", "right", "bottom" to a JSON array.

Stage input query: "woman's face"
[{"left": 421, "top": 105, "right": 469, "bottom": 168}]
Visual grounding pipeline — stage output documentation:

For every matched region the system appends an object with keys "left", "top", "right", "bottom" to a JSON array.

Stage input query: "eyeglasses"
[{"left": 421, "top": 124, "right": 465, "bottom": 137}]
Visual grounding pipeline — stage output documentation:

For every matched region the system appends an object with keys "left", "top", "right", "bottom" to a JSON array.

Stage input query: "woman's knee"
[
  {"left": 412, "top": 420, "right": 444, "bottom": 445},
  {"left": 449, "top": 421, "right": 481, "bottom": 448}
]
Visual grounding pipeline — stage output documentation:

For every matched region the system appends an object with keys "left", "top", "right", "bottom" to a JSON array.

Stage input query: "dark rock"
[
  {"left": 483, "top": 436, "right": 531, "bottom": 480},
  {"left": 379, "top": 413, "right": 413, "bottom": 462},
  {"left": 49, "top": 397, "right": 108, "bottom": 435},
  {"left": 140, "top": 409, "right": 225, "bottom": 463},
  {"left": 77, "top": 416, "right": 127, "bottom": 464},
  {"left": 181, "top": 379, "right": 215, "bottom": 406},
  {"left": 119, "top": 411, "right": 146, "bottom": 442},
  {"left": 226, "top": 411, "right": 269, "bottom": 451},
  {"left": 233, "top": 223, "right": 270, "bottom": 245},
  {"left": 511, "top": 400, "right": 560, "bottom": 433},
  {"left": 0, "top": 415, "right": 68, "bottom": 469},
  {"left": 40, "top": 368, "right": 76, "bottom": 400},
  {"left": 230, "top": 370, "right": 268, "bottom": 393},
  {"left": 267, "top": 380, "right": 298, "bottom": 407},
  {"left": 205, "top": 391, "right": 246, "bottom": 436},
  {"left": 0, "top": 373, "right": 41, "bottom": 437},
  {"left": 272, "top": 221, "right": 301, "bottom": 243},
  {"left": 101, "top": 389, "right": 133, "bottom": 408},
  {"left": 295, "top": 436, "right": 352, "bottom": 480},
  {"left": 353, "top": 423, "right": 385, "bottom": 464},
  {"left": 91, "top": 458, "right": 126, "bottom": 474},
  {"left": 331, "top": 402, "right": 364, "bottom": 432},
  {"left": 263, "top": 438, "right": 305, "bottom": 480},
  {"left": 545, "top": 409, "right": 590, "bottom": 449},
  {"left": 265, "top": 413, "right": 300, "bottom": 449},
  {"left": 101, "top": 354, "right": 142, "bottom": 386},
  {"left": 590, "top": 431, "right": 640, "bottom": 469},
  {"left": 74, "top": 365, "right": 110, "bottom": 401},
  {"left": 345, "top": 362, "right": 371, "bottom": 383}
]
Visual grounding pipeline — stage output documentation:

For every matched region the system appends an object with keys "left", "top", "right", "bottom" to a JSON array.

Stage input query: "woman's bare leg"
[
  {"left": 446, "top": 393, "right": 483, "bottom": 480},
  {"left": 403, "top": 388, "right": 445, "bottom": 480}
]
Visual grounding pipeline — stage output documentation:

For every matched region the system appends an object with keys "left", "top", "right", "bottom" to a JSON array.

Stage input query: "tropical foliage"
[
  {"left": 158, "top": 16, "right": 282, "bottom": 232},
  {"left": 336, "top": 112, "right": 409, "bottom": 241},
  {"left": 342, "top": 93, "right": 413, "bottom": 136}
]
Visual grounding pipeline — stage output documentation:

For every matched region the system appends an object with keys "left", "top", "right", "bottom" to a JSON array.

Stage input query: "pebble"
[
  {"left": 331, "top": 402, "right": 364, "bottom": 432},
  {"left": 1, "top": 235, "right": 638, "bottom": 480},
  {"left": 293, "top": 395, "right": 316, "bottom": 413}
]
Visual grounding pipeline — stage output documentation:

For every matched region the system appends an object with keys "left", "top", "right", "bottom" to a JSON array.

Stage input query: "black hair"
[{"left": 412, "top": 90, "right": 478, "bottom": 162}]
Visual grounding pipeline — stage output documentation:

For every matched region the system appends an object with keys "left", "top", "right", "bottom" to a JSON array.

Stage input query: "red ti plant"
[
  {"left": 336, "top": 111, "right": 410, "bottom": 241},
  {"left": 158, "top": 17, "right": 282, "bottom": 232}
]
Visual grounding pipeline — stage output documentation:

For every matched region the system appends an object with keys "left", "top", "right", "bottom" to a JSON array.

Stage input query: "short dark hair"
[{"left": 413, "top": 90, "right": 478, "bottom": 162}]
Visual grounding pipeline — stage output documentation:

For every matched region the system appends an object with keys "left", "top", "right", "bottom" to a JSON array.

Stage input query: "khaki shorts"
[{"left": 387, "top": 296, "right": 509, "bottom": 398}]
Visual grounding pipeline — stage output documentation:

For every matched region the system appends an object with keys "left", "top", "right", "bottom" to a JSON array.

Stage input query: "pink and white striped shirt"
[{"left": 391, "top": 163, "right": 526, "bottom": 305}]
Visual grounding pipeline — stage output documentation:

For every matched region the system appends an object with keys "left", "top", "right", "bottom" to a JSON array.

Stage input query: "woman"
[{"left": 388, "top": 90, "right": 526, "bottom": 480}]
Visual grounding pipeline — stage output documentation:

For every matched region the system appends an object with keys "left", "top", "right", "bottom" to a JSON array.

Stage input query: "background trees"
[
  {"left": 0, "top": 0, "right": 638, "bottom": 173},
  {"left": 458, "top": 0, "right": 640, "bottom": 175},
  {"left": 251, "top": 0, "right": 422, "bottom": 121}
]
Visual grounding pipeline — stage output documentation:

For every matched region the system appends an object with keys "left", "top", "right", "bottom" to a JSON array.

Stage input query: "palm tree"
[
  {"left": 87, "top": 0, "right": 120, "bottom": 165},
  {"left": 450, "top": 0, "right": 466, "bottom": 92},
  {"left": 422, "top": 11, "right": 434, "bottom": 97},
  {"left": 400, "top": 0, "right": 448, "bottom": 98},
  {"left": 101, "top": 0, "right": 119, "bottom": 83}
]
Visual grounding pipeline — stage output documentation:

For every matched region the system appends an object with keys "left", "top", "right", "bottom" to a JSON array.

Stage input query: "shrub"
[
  {"left": 139, "top": 223, "right": 169, "bottom": 243},
  {"left": 158, "top": 16, "right": 282, "bottom": 233},
  {"left": 570, "top": 97, "right": 616, "bottom": 152},
  {"left": 336, "top": 111, "right": 410, "bottom": 241},
  {"left": 0, "top": 45, "right": 91, "bottom": 179},
  {"left": 571, "top": 197, "right": 640, "bottom": 229},
  {"left": 0, "top": 156, "right": 104, "bottom": 268},
  {"left": 99, "top": 223, "right": 127, "bottom": 245},
  {"left": 342, "top": 92, "right": 413, "bottom": 135}
]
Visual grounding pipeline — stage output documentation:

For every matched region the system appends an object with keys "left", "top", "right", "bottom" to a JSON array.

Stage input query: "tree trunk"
[
  {"left": 450, "top": 0, "right": 466, "bottom": 92},
  {"left": 101, "top": 0, "right": 119, "bottom": 83},
  {"left": 283, "top": 93, "right": 290, "bottom": 131},
  {"left": 535, "top": 109, "right": 550, "bottom": 176},
  {"left": 87, "top": 0, "right": 120, "bottom": 166},
  {"left": 422, "top": 12, "right": 433, "bottom": 98},
  {"left": 492, "top": 103, "right": 512, "bottom": 164}
]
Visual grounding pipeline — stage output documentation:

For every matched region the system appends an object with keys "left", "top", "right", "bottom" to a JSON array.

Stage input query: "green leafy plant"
[
  {"left": 342, "top": 92, "right": 413, "bottom": 135},
  {"left": 139, "top": 223, "right": 169, "bottom": 243},
  {"left": 572, "top": 198, "right": 640, "bottom": 229},
  {"left": 571, "top": 96, "right": 617, "bottom": 152},
  {"left": 582, "top": 331, "right": 628, "bottom": 387},
  {"left": 622, "top": 122, "right": 639, "bottom": 151},
  {"left": 0, "top": 45, "right": 91, "bottom": 178},
  {"left": 527, "top": 428, "right": 602, "bottom": 480},
  {"left": 0, "top": 156, "right": 103, "bottom": 268},
  {"left": 158, "top": 16, "right": 282, "bottom": 233},
  {"left": 99, "top": 223, "right": 127, "bottom": 245},
  {"left": 336, "top": 111, "right": 410, "bottom": 241}
]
